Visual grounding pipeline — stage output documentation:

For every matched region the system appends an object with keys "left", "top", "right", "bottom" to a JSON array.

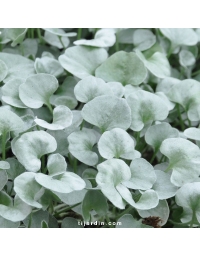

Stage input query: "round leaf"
[
  {"left": 19, "top": 74, "right": 59, "bottom": 109},
  {"left": 81, "top": 95, "right": 131, "bottom": 132},
  {"left": 160, "top": 138, "right": 200, "bottom": 186},
  {"left": 35, "top": 172, "right": 86, "bottom": 193},
  {"left": 47, "top": 153, "right": 67, "bottom": 177},
  {"left": 74, "top": 76, "right": 113, "bottom": 103},
  {"left": 95, "top": 51, "right": 147, "bottom": 86},
  {"left": 12, "top": 131, "right": 57, "bottom": 172},
  {"left": 127, "top": 90, "right": 169, "bottom": 131},
  {"left": 74, "top": 29, "right": 116, "bottom": 47},
  {"left": 0, "top": 59, "right": 8, "bottom": 82},
  {"left": 59, "top": 46, "right": 108, "bottom": 79},
  {"left": 14, "top": 172, "right": 44, "bottom": 208},
  {"left": 68, "top": 128, "right": 100, "bottom": 166},
  {"left": 98, "top": 128, "right": 140, "bottom": 160},
  {"left": 34, "top": 57, "right": 64, "bottom": 77},
  {"left": 133, "top": 29, "right": 156, "bottom": 51},
  {"left": 35, "top": 105, "right": 73, "bottom": 130}
]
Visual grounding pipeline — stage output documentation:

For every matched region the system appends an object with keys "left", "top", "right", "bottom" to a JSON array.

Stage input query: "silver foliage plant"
[{"left": 0, "top": 28, "right": 200, "bottom": 228}]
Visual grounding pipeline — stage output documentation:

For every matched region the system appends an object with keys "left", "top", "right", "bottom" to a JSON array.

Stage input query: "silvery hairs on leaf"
[
  {"left": 19, "top": 73, "right": 59, "bottom": 109},
  {"left": 11, "top": 131, "right": 57, "bottom": 172},
  {"left": 59, "top": 46, "right": 108, "bottom": 79},
  {"left": 95, "top": 51, "right": 147, "bottom": 86},
  {"left": 34, "top": 105, "right": 73, "bottom": 130},
  {"left": 81, "top": 95, "right": 131, "bottom": 132},
  {"left": 127, "top": 90, "right": 169, "bottom": 131}
]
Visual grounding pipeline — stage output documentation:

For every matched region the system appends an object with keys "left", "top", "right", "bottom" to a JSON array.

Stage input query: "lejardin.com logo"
[{"left": 78, "top": 221, "right": 122, "bottom": 227}]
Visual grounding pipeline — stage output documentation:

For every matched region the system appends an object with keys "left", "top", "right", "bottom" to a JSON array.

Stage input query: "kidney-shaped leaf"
[
  {"left": 145, "top": 123, "right": 179, "bottom": 151},
  {"left": 34, "top": 105, "right": 73, "bottom": 130},
  {"left": 68, "top": 128, "right": 100, "bottom": 166},
  {"left": 1, "top": 78, "right": 27, "bottom": 108},
  {"left": 74, "top": 76, "right": 113, "bottom": 103},
  {"left": 175, "top": 182, "right": 200, "bottom": 224},
  {"left": 82, "top": 190, "right": 108, "bottom": 222},
  {"left": 127, "top": 90, "right": 169, "bottom": 131},
  {"left": 95, "top": 51, "right": 147, "bottom": 86},
  {"left": 12, "top": 131, "right": 57, "bottom": 172},
  {"left": 82, "top": 95, "right": 131, "bottom": 132},
  {"left": 122, "top": 158, "right": 156, "bottom": 190},
  {"left": 47, "top": 153, "right": 67, "bottom": 177},
  {"left": 35, "top": 172, "right": 86, "bottom": 193},
  {"left": 98, "top": 128, "right": 141, "bottom": 160},
  {"left": 19, "top": 74, "right": 59, "bottom": 109},
  {"left": 0, "top": 195, "right": 32, "bottom": 222},
  {"left": 0, "top": 108, "right": 24, "bottom": 134},
  {"left": 14, "top": 172, "right": 44, "bottom": 208},
  {"left": 160, "top": 28, "right": 198, "bottom": 48},
  {"left": 133, "top": 29, "right": 156, "bottom": 51},
  {"left": 74, "top": 29, "right": 116, "bottom": 48},
  {"left": 160, "top": 138, "right": 200, "bottom": 186},
  {"left": 34, "top": 57, "right": 64, "bottom": 77},
  {"left": 59, "top": 46, "right": 108, "bottom": 79},
  {"left": 184, "top": 128, "right": 200, "bottom": 141}
]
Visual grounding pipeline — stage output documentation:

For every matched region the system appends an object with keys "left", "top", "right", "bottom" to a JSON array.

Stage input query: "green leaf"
[
  {"left": 47, "top": 153, "right": 67, "bottom": 177},
  {"left": 0, "top": 60, "right": 8, "bottom": 82},
  {"left": 34, "top": 57, "right": 64, "bottom": 77},
  {"left": 61, "top": 217, "right": 83, "bottom": 228},
  {"left": 74, "top": 29, "right": 116, "bottom": 47},
  {"left": 50, "top": 76, "right": 78, "bottom": 110},
  {"left": 116, "top": 214, "right": 152, "bottom": 228},
  {"left": 47, "top": 130, "right": 69, "bottom": 156},
  {"left": 82, "top": 95, "right": 131, "bottom": 132},
  {"left": 19, "top": 74, "right": 58, "bottom": 109},
  {"left": 0, "top": 216, "right": 19, "bottom": 228},
  {"left": 0, "top": 171, "right": 8, "bottom": 191},
  {"left": 116, "top": 184, "right": 159, "bottom": 210},
  {"left": 0, "top": 161, "right": 10, "bottom": 170},
  {"left": 160, "top": 28, "right": 198, "bottom": 48},
  {"left": 138, "top": 200, "right": 170, "bottom": 226},
  {"left": 127, "top": 90, "right": 169, "bottom": 131},
  {"left": 133, "top": 29, "right": 156, "bottom": 51},
  {"left": 35, "top": 172, "right": 86, "bottom": 193},
  {"left": 175, "top": 182, "right": 200, "bottom": 224},
  {"left": 82, "top": 190, "right": 108, "bottom": 221},
  {"left": 184, "top": 128, "right": 200, "bottom": 141},
  {"left": 11, "top": 131, "right": 57, "bottom": 172},
  {"left": 152, "top": 170, "right": 178, "bottom": 199},
  {"left": 145, "top": 122, "right": 179, "bottom": 151},
  {"left": 0, "top": 52, "right": 35, "bottom": 82},
  {"left": 122, "top": 158, "right": 156, "bottom": 190},
  {"left": 160, "top": 138, "right": 200, "bottom": 186},
  {"left": 136, "top": 50, "right": 171, "bottom": 78},
  {"left": 156, "top": 77, "right": 180, "bottom": 97},
  {"left": 179, "top": 49, "right": 195, "bottom": 67},
  {"left": 14, "top": 172, "right": 44, "bottom": 208},
  {"left": 6, "top": 158, "right": 24, "bottom": 180},
  {"left": 98, "top": 128, "right": 140, "bottom": 160},
  {"left": 59, "top": 46, "right": 108, "bottom": 79},
  {"left": 55, "top": 180, "right": 92, "bottom": 205},
  {"left": 0, "top": 108, "right": 24, "bottom": 134},
  {"left": 44, "top": 31, "right": 70, "bottom": 49},
  {"left": 43, "top": 28, "right": 76, "bottom": 37},
  {"left": 68, "top": 128, "right": 100, "bottom": 166},
  {"left": 108, "top": 82, "right": 124, "bottom": 97},
  {"left": 74, "top": 76, "right": 113, "bottom": 103},
  {"left": 35, "top": 105, "right": 73, "bottom": 130},
  {"left": 5, "top": 28, "right": 27, "bottom": 47},
  {"left": 1, "top": 78, "right": 27, "bottom": 108},
  {"left": 0, "top": 195, "right": 32, "bottom": 222},
  {"left": 95, "top": 51, "right": 147, "bottom": 86}
]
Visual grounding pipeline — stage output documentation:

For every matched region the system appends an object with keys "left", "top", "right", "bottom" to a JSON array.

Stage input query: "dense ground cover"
[{"left": 0, "top": 28, "right": 200, "bottom": 228}]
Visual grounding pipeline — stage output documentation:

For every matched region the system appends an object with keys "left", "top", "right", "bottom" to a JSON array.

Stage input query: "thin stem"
[
  {"left": 1, "top": 131, "right": 7, "bottom": 160},
  {"left": 28, "top": 212, "right": 32, "bottom": 228},
  {"left": 77, "top": 28, "right": 82, "bottom": 40},
  {"left": 116, "top": 206, "right": 133, "bottom": 220},
  {"left": 164, "top": 164, "right": 172, "bottom": 173},
  {"left": 177, "top": 104, "right": 184, "bottom": 131},
  {"left": 58, "top": 36, "right": 65, "bottom": 49},
  {"left": 80, "top": 120, "right": 85, "bottom": 130},
  {"left": 31, "top": 28, "right": 34, "bottom": 39},
  {"left": 192, "top": 69, "right": 200, "bottom": 77},
  {"left": 115, "top": 33, "right": 119, "bottom": 52},
  {"left": 73, "top": 158, "right": 77, "bottom": 174},
  {"left": 36, "top": 28, "right": 44, "bottom": 44},
  {"left": 41, "top": 155, "right": 45, "bottom": 173},
  {"left": 54, "top": 202, "right": 81, "bottom": 216},
  {"left": 46, "top": 103, "right": 53, "bottom": 115},
  {"left": 150, "top": 148, "right": 159, "bottom": 164},
  {"left": 135, "top": 131, "right": 140, "bottom": 150},
  {"left": 167, "top": 43, "right": 174, "bottom": 58}
]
